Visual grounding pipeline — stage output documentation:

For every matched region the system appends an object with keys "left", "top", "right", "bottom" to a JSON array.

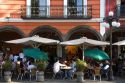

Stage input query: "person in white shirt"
[
  {"left": 53, "top": 60, "right": 66, "bottom": 79},
  {"left": 102, "top": 60, "right": 110, "bottom": 79},
  {"left": 104, "top": 61, "right": 110, "bottom": 70},
  {"left": 19, "top": 52, "right": 24, "bottom": 59},
  {"left": 13, "top": 55, "right": 19, "bottom": 62},
  {"left": 9, "top": 54, "right": 14, "bottom": 61},
  {"left": 27, "top": 64, "right": 36, "bottom": 70}
]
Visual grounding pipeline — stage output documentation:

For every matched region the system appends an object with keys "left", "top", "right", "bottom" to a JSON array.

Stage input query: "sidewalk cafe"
[{"left": 1, "top": 36, "right": 123, "bottom": 82}]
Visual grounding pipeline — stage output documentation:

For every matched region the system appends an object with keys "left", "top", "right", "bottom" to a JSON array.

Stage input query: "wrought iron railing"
[
  {"left": 115, "top": 5, "right": 125, "bottom": 18},
  {"left": 20, "top": 5, "right": 92, "bottom": 19}
]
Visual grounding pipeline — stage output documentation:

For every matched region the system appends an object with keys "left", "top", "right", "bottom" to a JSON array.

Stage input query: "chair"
[
  {"left": 101, "top": 69, "right": 109, "bottom": 79},
  {"left": 30, "top": 69, "right": 37, "bottom": 81},
  {"left": 70, "top": 71, "right": 76, "bottom": 79},
  {"left": 17, "top": 68, "right": 25, "bottom": 80},
  {"left": 93, "top": 67, "right": 101, "bottom": 81},
  {"left": 52, "top": 70, "right": 63, "bottom": 79},
  {"left": 84, "top": 69, "right": 93, "bottom": 79},
  {"left": 0, "top": 65, "right": 3, "bottom": 78}
]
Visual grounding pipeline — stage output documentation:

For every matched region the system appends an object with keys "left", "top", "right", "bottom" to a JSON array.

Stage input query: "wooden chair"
[{"left": 93, "top": 67, "right": 101, "bottom": 81}]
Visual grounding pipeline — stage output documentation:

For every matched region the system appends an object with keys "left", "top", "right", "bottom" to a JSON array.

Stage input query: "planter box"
[
  {"left": 36, "top": 71, "right": 44, "bottom": 82},
  {"left": 77, "top": 71, "right": 84, "bottom": 83},
  {"left": 4, "top": 71, "right": 12, "bottom": 82}
]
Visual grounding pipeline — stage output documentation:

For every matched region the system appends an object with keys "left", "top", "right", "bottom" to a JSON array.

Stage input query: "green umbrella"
[
  {"left": 23, "top": 48, "right": 48, "bottom": 61},
  {"left": 84, "top": 48, "right": 110, "bottom": 60}
]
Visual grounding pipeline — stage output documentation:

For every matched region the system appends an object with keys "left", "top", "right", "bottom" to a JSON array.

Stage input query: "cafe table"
[{"left": 60, "top": 66, "right": 71, "bottom": 79}]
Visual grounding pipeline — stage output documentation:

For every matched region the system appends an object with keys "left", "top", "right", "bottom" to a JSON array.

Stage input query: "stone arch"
[
  {"left": 0, "top": 25, "right": 25, "bottom": 40},
  {"left": 103, "top": 26, "right": 125, "bottom": 42},
  {"left": 64, "top": 25, "right": 102, "bottom": 60},
  {"left": 29, "top": 25, "right": 63, "bottom": 66},
  {"left": 0, "top": 25, "right": 26, "bottom": 56},
  {"left": 29, "top": 25, "right": 63, "bottom": 41},
  {"left": 65, "top": 25, "right": 102, "bottom": 41}
]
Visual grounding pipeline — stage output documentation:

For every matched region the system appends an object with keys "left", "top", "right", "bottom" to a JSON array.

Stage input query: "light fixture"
[
  {"left": 17, "top": 61, "right": 20, "bottom": 65},
  {"left": 108, "top": 11, "right": 114, "bottom": 16},
  {"left": 103, "top": 11, "right": 121, "bottom": 81}
]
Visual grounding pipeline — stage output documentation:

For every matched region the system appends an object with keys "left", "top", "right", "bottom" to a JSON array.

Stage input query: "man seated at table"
[
  {"left": 68, "top": 59, "right": 76, "bottom": 79},
  {"left": 101, "top": 60, "right": 109, "bottom": 79},
  {"left": 53, "top": 59, "right": 66, "bottom": 79}
]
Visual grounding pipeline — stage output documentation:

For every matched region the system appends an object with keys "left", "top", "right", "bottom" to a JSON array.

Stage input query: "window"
[
  {"left": 67, "top": 0, "right": 86, "bottom": 17},
  {"left": 77, "top": 0, "right": 83, "bottom": 16},
  {"left": 120, "top": 0, "right": 125, "bottom": 17},
  {"left": 31, "top": 0, "right": 47, "bottom": 17}
]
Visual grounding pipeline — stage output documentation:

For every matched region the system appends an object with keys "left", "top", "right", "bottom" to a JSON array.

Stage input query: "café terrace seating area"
[{"left": 0, "top": 36, "right": 125, "bottom": 82}]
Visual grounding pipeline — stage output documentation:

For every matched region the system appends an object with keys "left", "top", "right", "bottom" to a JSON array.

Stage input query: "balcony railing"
[
  {"left": 20, "top": 5, "right": 92, "bottom": 19},
  {"left": 116, "top": 5, "right": 125, "bottom": 18}
]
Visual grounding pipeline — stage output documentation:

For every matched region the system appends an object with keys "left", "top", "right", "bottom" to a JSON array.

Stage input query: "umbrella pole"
[{"left": 82, "top": 44, "right": 84, "bottom": 60}]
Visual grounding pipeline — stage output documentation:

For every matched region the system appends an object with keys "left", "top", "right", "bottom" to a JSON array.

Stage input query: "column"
[
  {"left": 57, "top": 45, "right": 62, "bottom": 57},
  {"left": 26, "top": 0, "right": 31, "bottom": 17}
]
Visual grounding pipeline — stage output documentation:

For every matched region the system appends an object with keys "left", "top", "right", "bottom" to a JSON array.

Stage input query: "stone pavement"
[{"left": 0, "top": 77, "right": 125, "bottom": 83}]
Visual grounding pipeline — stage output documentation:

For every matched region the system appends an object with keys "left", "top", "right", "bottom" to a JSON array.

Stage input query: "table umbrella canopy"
[
  {"left": 113, "top": 40, "right": 125, "bottom": 46},
  {"left": 60, "top": 37, "right": 109, "bottom": 60},
  {"left": 84, "top": 49, "right": 110, "bottom": 60},
  {"left": 5, "top": 35, "right": 60, "bottom": 45},
  {"left": 60, "top": 37, "right": 109, "bottom": 46},
  {"left": 23, "top": 48, "right": 48, "bottom": 61}
]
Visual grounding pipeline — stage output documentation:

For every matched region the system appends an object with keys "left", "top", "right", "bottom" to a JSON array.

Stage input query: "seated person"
[
  {"left": 86, "top": 63, "right": 94, "bottom": 79},
  {"left": 27, "top": 62, "right": 37, "bottom": 71},
  {"left": 101, "top": 61, "right": 110, "bottom": 78},
  {"left": 68, "top": 59, "right": 76, "bottom": 79},
  {"left": 53, "top": 59, "right": 66, "bottom": 79},
  {"left": 102, "top": 61, "right": 109, "bottom": 71}
]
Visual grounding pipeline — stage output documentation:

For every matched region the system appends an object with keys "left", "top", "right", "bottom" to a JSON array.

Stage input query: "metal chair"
[
  {"left": 52, "top": 70, "right": 63, "bottom": 79},
  {"left": 29, "top": 69, "right": 37, "bottom": 81},
  {"left": 17, "top": 68, "right": 25, "bottom": 80}
]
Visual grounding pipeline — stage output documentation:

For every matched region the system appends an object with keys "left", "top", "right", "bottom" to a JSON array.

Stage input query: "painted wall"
[
  {"left": 0, "top": 0, "right": 26, "bottom": 18},
  {"left": 0, "top": 0, "right": 100, "bottom": 36},
  {"left": 50, "top": 0, "right": 63, "bottom": 17},
  {"left": 88, "top": 0, "right": 100, "bottom": 18},
  {"left": 1, "top": 22, "right": 100, "bottom": 35},
  {"left": 105, "top": 0, "right": 116, "bottom": 16}
]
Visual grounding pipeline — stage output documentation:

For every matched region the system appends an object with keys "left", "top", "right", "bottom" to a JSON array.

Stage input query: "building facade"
[
  {"left": 3, "top": 0, "right": 124, "bottom": 60},
  {"left": 104, "top": 0, "right": 125, "bottom": 59}
]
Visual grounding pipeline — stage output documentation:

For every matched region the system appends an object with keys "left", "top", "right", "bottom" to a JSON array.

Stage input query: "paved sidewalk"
[{"left": 0, "top": 77, "right": 125, "bottom": 83}]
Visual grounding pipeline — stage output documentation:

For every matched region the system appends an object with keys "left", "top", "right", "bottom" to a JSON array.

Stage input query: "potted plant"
[
  {"left": 3, "top": 60, "right": 12, "bottom": 82},
  {"left": 76, "top": 59, "right": 87, "bottom": 82},
  {"left": 36, "top": 61, "right": 47, "bottom": 82}
]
